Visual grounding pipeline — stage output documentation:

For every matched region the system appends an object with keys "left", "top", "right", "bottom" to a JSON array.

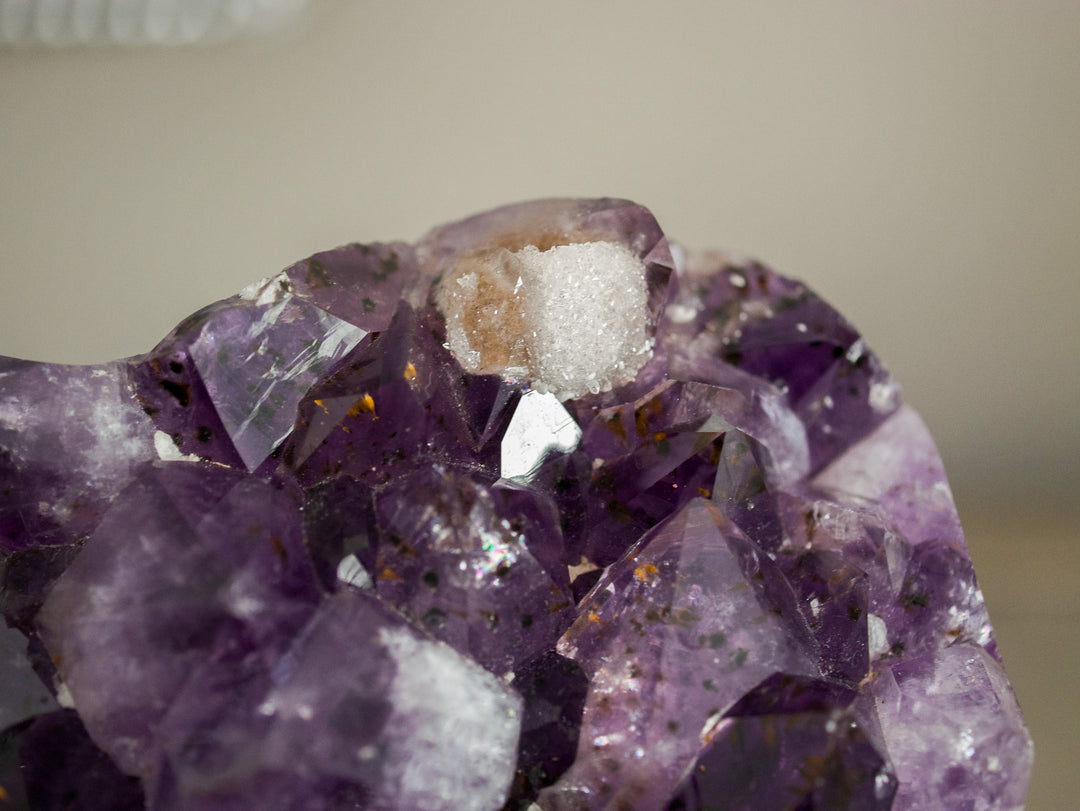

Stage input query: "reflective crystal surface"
[{"left": 0, "top": 199, "right": 1031, "bottom": 810}]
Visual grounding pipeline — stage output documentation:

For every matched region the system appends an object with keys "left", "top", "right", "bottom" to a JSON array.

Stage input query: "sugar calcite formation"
[{"left": 0, "top": 199, "right": 1031, "bottom": 810}]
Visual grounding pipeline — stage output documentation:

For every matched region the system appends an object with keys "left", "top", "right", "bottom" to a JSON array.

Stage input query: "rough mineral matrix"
[{"left": 0, "top": 199, "right": 1032, "bottom": 810}]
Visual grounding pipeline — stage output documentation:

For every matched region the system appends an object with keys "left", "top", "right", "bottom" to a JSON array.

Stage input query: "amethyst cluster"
[{"left": 0, "top": 199, "right": 1031, "bottom": 810}]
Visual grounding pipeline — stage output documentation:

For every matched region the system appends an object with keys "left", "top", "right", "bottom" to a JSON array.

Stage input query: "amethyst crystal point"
[
  {"left": 869, "top": 643, "right": 1032, "bottom": 811},
  {"left": 666, "top": 674, "right": 897, "bottom": 811},
  {"left": 0, "top": 198, "right": 1031, "bottom": 810},
  {"left": 0, "top": 358, "right": 156, "bottom": 551},
  {"left": 178, "top": 285, "right": 369, "bottom": 472},
  {"left": 372, "top": 465, "right": 574, "bottom": 674},
  {"left": 543, "top": 498, "right": 820, "bottom": 809},
  {"left": 36, "top": 461, "right": 322, "bottom": 778},
  {"left": 149, "top": 589, "right": 521, "bottom": 811}
]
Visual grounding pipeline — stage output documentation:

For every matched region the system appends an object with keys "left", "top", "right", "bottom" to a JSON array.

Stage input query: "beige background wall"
[{"left": 1, "top": 2, "right": 1077, "bottom": 807}]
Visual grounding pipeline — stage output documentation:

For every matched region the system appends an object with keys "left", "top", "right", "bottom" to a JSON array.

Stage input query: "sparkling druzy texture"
[{"left": 0, "top": 199, "right": 1031, "bottom": 810}]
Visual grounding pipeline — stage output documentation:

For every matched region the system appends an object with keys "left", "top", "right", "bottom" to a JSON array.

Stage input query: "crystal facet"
[{"left": 0, "top": 199, "right": 1031, "bottom": 810}]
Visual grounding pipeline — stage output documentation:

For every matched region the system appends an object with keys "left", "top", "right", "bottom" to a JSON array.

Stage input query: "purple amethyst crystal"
[{"left": 0, "top": 199, "right": 1031, "bottom": 809}]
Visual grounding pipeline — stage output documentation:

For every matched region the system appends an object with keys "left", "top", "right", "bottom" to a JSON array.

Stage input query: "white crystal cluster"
[{"left": 437, "top": 241, "right": 652, "bottom": 400}]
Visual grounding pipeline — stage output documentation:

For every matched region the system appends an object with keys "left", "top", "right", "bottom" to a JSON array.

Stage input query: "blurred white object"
[{"left": 0, "top": 0, "right": 310, "bottom": 45}]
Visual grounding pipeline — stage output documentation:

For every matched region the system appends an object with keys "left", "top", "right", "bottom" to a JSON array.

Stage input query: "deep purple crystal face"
[{"left": 0, "top": 199, "right": 1031, "bottom": 810}]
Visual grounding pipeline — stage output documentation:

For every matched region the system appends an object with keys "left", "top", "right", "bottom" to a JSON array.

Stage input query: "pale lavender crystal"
[
  {"left": 37, "top": 462, "right": 322, "bottom": 779},
  {"left": 158, "top": 288, "right": 369, "bottom": 472},
  {"left": 0, "top": 198, "right": 1031, "bottom": 810},
  {"left": 0, "top": 360, "right": 156, "bottom": 550},
  {"left": 869, "top": 643, "right": 1031, "bottom": 811}
]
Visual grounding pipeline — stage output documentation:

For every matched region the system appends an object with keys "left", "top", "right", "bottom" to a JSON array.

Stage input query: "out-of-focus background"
[{"left": 1, "top": 1, "right": 1076, "bottom": 806}]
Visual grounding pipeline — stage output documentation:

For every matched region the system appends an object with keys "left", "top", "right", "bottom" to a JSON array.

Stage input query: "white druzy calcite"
[{"left": 436, "top": 241, "right": 653, "bottom": 400}]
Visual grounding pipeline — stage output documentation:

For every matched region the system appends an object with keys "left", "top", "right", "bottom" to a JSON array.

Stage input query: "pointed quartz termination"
[
  {"left": 372, "top": 465, "right": 575, "bottom": 675},
  {"left": 809, "top": 405, "right": 997, "bottom": 664},
  {"left": 184, "top": 285, "right": 369, "bottom": 472},
  {"left": 558, "top": 379, "right": 735, "bottom": 567},
  {"left": 541, "top": 498, "right": 819, "bottom": 810},
  {"left": 0, "top": 359, "right": 156, "bottom": 551},
  {"left": 36, "top": 462, "right": 323, "bottom": 779},
  {"left": 35, "top": 463, "right": 521, "bottom": 810},
  {"left": 868, "top": 643, "right": 1032, "bottom": 811},
  {"left": 0, "top": 198, "right": 1031, "bottom": 810},
  {"left": 281, "top": 299, "right": 519, "bottom": 489},
  {"left": 662, "top": 249, "right": 895, "bottom": 479},
  {"left": 666, "top": 674, "right": 897, "bottom": 810},
  {"left": 144, "top": 590, "right": 521, "bottom": 811}
]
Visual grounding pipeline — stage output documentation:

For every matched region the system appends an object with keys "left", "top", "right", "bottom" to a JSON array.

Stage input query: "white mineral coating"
[
  {"left": 153, "top": 430, "right": 202, "bottom": 462},
  {"left": 219, "top": 590, "right": 523, "bottom": 810},
  {"left": 437, "top": 241, "right": 652, "bottom": 400},
  {"left": 376, "top": 623, "right": 522, "bottom": 811}
]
